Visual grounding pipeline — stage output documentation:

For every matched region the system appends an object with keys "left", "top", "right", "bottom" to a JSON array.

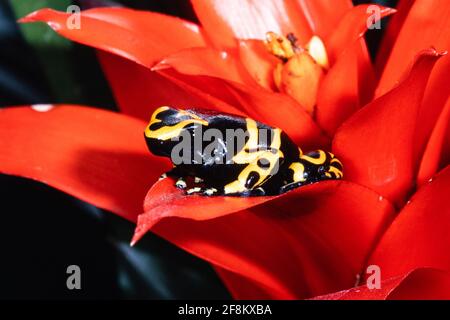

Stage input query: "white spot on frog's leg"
[
  {"left": 194, "top": 177, "right": 204, "bottom": 183},
  {"left": 31, "top": 104, "right": 54, "bottom": 112},
  {"left": 175, "top": 178, "right": 187, "bottom": 189},
  {"left": 378, "top": 195, "right": 384, "bottom": 202},
  {"left": 186, "top": 187, "right": 202, "bottom": 195},
  {"left": 204, "top": 188, "right": 217, "bottom": 196}
]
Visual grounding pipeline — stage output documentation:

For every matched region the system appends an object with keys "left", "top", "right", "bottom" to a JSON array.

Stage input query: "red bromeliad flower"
[{"left": 1, "top": 0, "right": 449, "bottom": 299}]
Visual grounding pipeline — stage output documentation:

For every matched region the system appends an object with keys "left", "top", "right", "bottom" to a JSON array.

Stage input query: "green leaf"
[{"left": 9, "top": 0, "right": 83, "bottom": 103}]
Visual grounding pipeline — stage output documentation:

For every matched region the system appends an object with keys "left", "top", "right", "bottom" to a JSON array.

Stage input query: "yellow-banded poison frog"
[{"left": 145, "top": 106, "right": 343, "bottom": 196}]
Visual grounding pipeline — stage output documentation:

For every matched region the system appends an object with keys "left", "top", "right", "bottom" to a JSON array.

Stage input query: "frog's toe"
[
  {"left": 203, "top": 188, "right": 218, "bottom": 196},
  {"left": 186, "top": 187, "right": 202, "bottom": 195},
  {"left": 175, "top": 177, "right": 187, "bottom": 189},
  {"left": 194, "top": 176, "right": 204, "bottom": 184},
  {"left": 184, "top": 186, "right": 219, "bottom": 196}
]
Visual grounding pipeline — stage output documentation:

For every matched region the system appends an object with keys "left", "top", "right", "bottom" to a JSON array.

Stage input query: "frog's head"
[
  {"left": 300, "top": 150, "right": 343, "bottom": 182},
  {"left": 287, "top": 150, "right": 343, "bottom": 190},
  {"left": 144, "top": 106, "right": 208, "bottom": 157}
]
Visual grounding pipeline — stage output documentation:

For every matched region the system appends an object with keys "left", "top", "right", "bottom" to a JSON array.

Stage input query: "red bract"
[{"left": 1, "top": 0, "right": 449, "bottom": 299}]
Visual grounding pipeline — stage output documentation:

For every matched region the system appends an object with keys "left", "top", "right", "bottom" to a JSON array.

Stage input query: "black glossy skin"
[{"left": 144, "top": 107, "right": 343, "bottom": 196}]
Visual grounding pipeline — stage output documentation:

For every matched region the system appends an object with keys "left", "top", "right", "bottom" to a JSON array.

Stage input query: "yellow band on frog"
[{"left": 145, "top": 106, "right": 208, "bottom": 140}]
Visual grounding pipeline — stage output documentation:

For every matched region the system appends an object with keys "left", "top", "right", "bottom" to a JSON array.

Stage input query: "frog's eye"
[
  {"left": 257, "top": 158, "right": 271, "bottom": 169},
  {"left": 317, "top": 165, "right": 327, "bottom": 174},
  {"left": 245, "top": 171, "right": 260, "bottom": 189},
  {"left": 299, "top": 150, "right": 343, "bottom": 181}
]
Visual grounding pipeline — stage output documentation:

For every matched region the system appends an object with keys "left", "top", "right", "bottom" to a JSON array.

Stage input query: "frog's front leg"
[
  {"left": 158, "top": 167, "right": 186, "bottom": 189},
  {"left": 223, "top": 150, "right": 283, "bottom": 196},
  {"left": 160, "top": 167, "right": 212, "bottom": 193}
]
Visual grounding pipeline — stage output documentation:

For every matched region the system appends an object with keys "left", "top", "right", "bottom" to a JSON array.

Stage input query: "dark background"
[{"left": 0, "top": 0, "right": 396, "bottom": 299}]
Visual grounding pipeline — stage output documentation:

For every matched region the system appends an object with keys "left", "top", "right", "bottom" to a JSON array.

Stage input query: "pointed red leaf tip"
[
  {"left": 132, "top": 180, "right": 395, "bottom": 299},
  {"left": 375, "top": 0, "right": 415, "bottom": 76},
  {"left": 131, "top": 178, "right": 276, "bottom": 246},
  {"left": 19, "top": 7, "right": 206, "bottom": 68},
  {"left": 417, "top": 97, "right": 450, "bottom": 185},
  {"left": 314, "top": 5, "right": 395, "bottom": 134},
  {"left": 368, "top": 165, "right": 450, "bottom": 280},
  {"left": 376, "top": 0, "right": 450, "bottom": 164},
  {"left": 316, "top": 39, "right": 376, "bottom": 136},
  {"left": 324, "top": 5, "right": 396, "bottom": 65},
  {"left": 332, "top": 49, "right": 445, "bottom": 206},
  {"left": 0, "top": 105, "right": 169, "bottom": 223},
  {"left": 312, "top": 268, "right": 450, "bottom": 300},
  {"left": 152, "top": 47, "right": 258, "bottom": 87}
]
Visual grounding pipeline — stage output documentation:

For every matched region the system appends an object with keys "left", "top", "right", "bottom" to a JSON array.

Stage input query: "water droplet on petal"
[
  {"left": 47, "top": 21, "right": 61, "bottom": 30},
  {"left": 220, "top": 51, "right": 228, "bottom": 59},
  {"left": 378, "top": 195, "right": 383, "bottom": 201},
  {"left": 428, "top": 178, "right": 433, "bottom": 183},
  {"left": 31, "top": 104, "right": 54, "bottom": 112}
]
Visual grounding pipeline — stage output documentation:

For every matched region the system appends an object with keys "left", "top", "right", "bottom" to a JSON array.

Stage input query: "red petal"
[
  {"left": 316, "top": 39, "right": 375, "bottom": 136},
  {"left": 191, "top": 0, "right": 313, "bottom": 48},
  {"left": 316, "top": 4, "right": 395, "bottom": 135},
  {"left": 238, "top": 40, "right": 279, "bottom": 90},
  {"left": 132, "top": 178, "right": 274, "bottom": 244},
  {"left": 325, "top": 5, "right": 396, "bottom": 65},
  {"left": 20, "top": 7, "right": 206, "bottom": 68},
  {"left": 375, "top": 0, "right": 415, "bottom": 76},
  {"left": 387, "top": 268, "right": 450, "bottom": 300},
  {"left": 295, "top": 0, "right": 353, "bottom": 40},
  {"left": 98, "top": 52, "right": 244, "bottom": 120},
  {"left": 153, "top": 47, "right": 257, "bottom": 87},
  {"left": 332, "top": 49, "right": 443, "bottom": 206},
  {"left": 0, "top": 105, "right": 168, "bottom": 222},
  {"left": 191, "top": 0, "right": 354, "bottom": 48},
  {"left": 376, "top": 0, "right": 450, "bottom": 162},
  {"left": 368, "top": 165, "right": 450, "bottom": 279},
  {"left": 313, "top": 268, "right": 450, "bottom": 300},
  {"left": 214, "top": 266, "right": 278, "bottom": 299},
  {"left": 417, "top": 97, "right": 450, "bottom": 185},
  {"left": 134, "top": 180, "right": 395, "bottom": 299},
  {"left": 220, "top": 0, "right": 352, "bottom": 90}
]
